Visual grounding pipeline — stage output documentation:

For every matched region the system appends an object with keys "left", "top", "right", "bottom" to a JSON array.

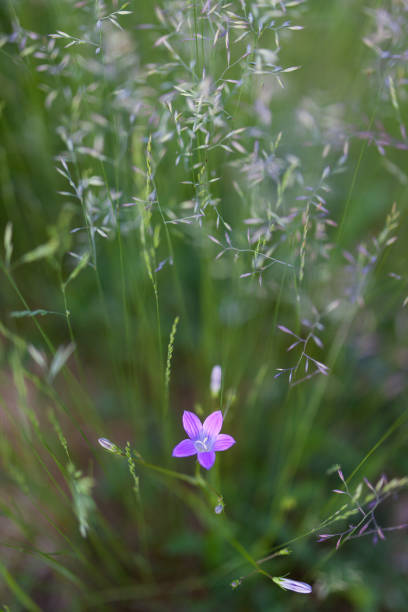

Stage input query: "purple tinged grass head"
[
  {"left": 172, "top": 410, "right": 235, "bottom": 470},
  {"left": 273, "top": 577, "right": 312, "bottom": 594}
]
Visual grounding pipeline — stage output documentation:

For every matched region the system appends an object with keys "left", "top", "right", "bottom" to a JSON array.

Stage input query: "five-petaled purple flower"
[{"left": 172, "top": 410, "right": 235, "bottom": 470}]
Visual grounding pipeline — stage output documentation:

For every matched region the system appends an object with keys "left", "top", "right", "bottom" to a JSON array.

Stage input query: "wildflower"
[
  {"left": 172, "top": 410, "right": 235, "bottom": 470},
  {"left": 273, "top": 577, "right": 312, "bottom": 594}
]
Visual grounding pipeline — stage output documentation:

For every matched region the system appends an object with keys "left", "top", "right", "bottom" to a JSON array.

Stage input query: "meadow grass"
[{"left": 0, "top": 0, "right": 408, "bottom": 610}]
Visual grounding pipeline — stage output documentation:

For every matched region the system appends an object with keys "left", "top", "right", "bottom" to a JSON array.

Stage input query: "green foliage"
[{"left": 0, "top": 0, "right": 408, "bottom": 610}]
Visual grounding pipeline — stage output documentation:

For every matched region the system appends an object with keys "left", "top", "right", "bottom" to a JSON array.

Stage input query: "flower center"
[{"left": 194, "top": 436, "right": 211, "bottom": 452}]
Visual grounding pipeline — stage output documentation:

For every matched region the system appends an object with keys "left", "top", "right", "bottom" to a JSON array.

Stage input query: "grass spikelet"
[{"left": 164, "top": 315, "right": 180, "bottom": 405}]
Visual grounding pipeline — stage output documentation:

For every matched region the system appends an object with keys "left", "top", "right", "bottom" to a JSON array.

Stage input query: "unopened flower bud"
[
  {"left": 210, "top": 365, "right": 222, "bottom": 397},
  {"left": 273, "top": 577, "right": 312, "bottom": 594},
  {"left": 98, "top": 437, "right": 116, "bottom": 452}
]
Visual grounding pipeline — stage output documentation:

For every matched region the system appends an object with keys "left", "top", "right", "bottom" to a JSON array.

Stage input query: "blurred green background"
[{"left": 0, "top": 0, "right": 408, "bottom": 610}]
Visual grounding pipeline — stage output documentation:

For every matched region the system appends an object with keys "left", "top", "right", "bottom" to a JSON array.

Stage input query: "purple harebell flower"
[{"left": 172, "top": 410, "right": 235, "bottom": 470}]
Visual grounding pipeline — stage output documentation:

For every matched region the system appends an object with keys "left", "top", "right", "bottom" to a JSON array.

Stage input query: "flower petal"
[
  {"left": 214, "top": 434, "right": 236, "bottom": 451},
  {"left": 182, "top": 411, "right": 202, "bottom": 439},
  {"left": 203, "top": 411, "right": 223, "bottom": 438},
  {"left": 197, "top": 451, "right": 216, "bottom": 470},
  {"left": 172, "top": 439, "right": 197, "bottom": 457}
]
